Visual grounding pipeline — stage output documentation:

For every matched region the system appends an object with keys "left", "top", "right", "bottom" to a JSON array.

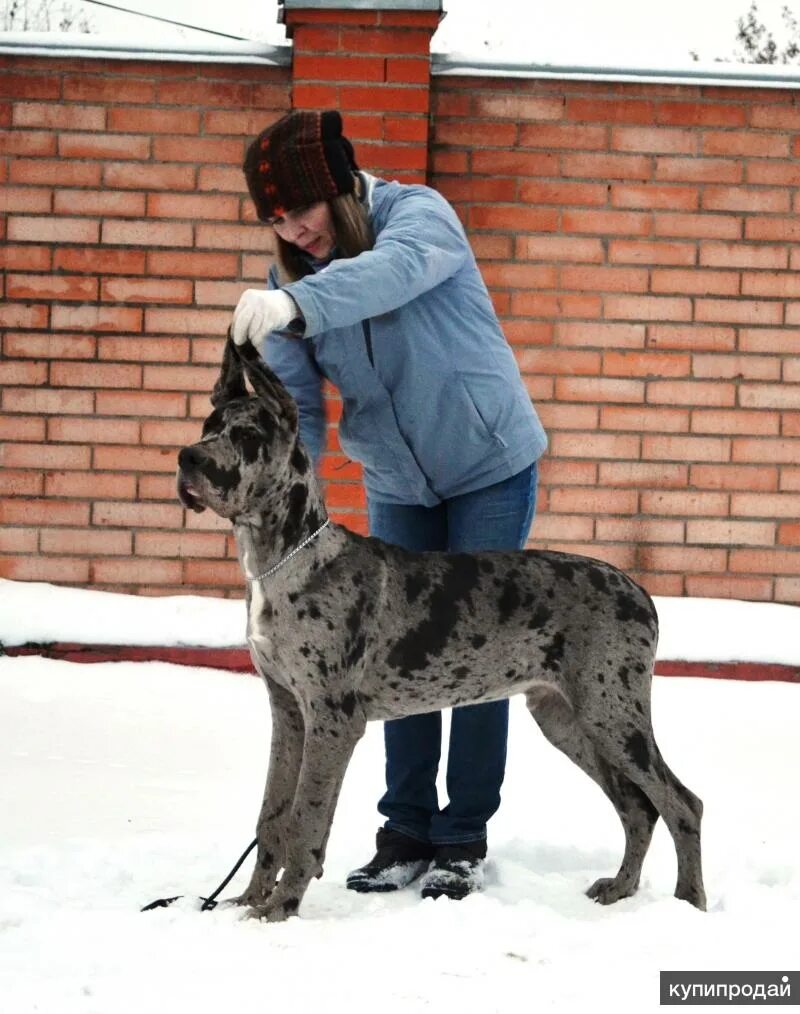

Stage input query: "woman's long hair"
[{"left": 274, "top": 187, "right": 374, "bottom": 284}]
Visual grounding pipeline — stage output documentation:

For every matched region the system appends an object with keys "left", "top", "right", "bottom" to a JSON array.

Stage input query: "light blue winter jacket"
[{"left": 262, "top": 175, "right": 547, "bottom": 507}]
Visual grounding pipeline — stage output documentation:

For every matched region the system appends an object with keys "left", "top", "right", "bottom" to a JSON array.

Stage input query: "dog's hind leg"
[
  {"left": 582, "top": 713, "right": 706, "bottom": 911},
  {"left": 525, "top": 687, "right": 660, "bottom": 905},
  {"left": 236, "top": 676, "right": 305, "bottom": 908},
  {"left": 247, "top": 708, "right": 367, "bottom": 922}
]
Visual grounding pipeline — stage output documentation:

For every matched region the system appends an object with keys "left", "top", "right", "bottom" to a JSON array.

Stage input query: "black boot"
[
  {"left": 346, "top": 827, "right": 435, "bottom": 893},
  {"left": 419, "top": 839, "right": 487, "bottom": 901}
]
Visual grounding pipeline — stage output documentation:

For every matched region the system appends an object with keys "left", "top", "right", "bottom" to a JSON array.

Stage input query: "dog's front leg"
[
  {"left": 235, "top": 676, "right": 305, "bottom": 907},
  {"left": 246, "top": 712, "right": 366, "bottom": 922}
]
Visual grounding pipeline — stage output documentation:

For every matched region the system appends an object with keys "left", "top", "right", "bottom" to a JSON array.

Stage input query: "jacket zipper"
[{"left": 362, "top": 319, "right": 374, "bottom": 367}]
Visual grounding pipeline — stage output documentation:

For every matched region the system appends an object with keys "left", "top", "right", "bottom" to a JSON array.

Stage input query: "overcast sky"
[{"left": 33, "top": 0, "right": 800, "bottom": 66}]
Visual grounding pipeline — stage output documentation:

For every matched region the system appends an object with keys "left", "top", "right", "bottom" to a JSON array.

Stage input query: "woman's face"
[{"left": 269, "top": 202, "right": 336, "bottom": 259}]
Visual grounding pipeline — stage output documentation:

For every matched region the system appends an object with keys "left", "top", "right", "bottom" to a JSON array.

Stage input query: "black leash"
[{"left": 141, "top": 837, "right": 258, "bottom": 913}]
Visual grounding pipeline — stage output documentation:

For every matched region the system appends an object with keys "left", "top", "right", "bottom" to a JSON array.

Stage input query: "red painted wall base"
[{"left": 4, "top": 643, "right": 798, "bottom": 683}]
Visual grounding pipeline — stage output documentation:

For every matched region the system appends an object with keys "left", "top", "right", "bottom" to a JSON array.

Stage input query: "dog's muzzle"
[{"left": 176, "top": 446, "right": 207, "bottom": 513}]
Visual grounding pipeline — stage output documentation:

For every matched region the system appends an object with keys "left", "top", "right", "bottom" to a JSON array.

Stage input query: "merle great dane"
[{"left": 176, "top": 338, "right": 706, "bottom": 923}]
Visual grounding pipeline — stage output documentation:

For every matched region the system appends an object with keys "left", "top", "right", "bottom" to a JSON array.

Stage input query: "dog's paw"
[
  {"left": 675, "top": 884, "right": 707, "bottom": 911},
  {"left": 586, "top": 876, "right": 638, "bottom": 905},
  {"left": 218, "top": 892, "right": 265, "bottom": 909},
  {"left": 243, "top": 896, "right": 300, "bottom": 923},
  {"left": 223, "top": 881, "right": 276, "bottom": 909}
]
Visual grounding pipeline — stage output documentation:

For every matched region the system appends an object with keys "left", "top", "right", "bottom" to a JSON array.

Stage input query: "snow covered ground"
[{"left": 0, "top": 580, "right": 798, "bottom": 1013}]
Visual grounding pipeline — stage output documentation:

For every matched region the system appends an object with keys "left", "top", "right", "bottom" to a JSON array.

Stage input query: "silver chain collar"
[{"left": 249, "top": 518, "right": 331, "bottom": 583}]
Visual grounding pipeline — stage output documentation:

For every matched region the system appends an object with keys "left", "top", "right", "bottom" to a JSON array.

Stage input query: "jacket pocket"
[{"left": 458, "top": 372, "right": 509, "bottom": 448}]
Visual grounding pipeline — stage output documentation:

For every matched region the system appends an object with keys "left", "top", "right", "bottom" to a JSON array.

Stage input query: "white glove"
[{"left": 231, "top": 289, "right": 297, "bottom": 350}]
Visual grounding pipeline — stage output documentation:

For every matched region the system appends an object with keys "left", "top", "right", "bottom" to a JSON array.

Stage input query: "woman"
[{"left": 232, "top": 109, "right": 547, "bottom": 902}]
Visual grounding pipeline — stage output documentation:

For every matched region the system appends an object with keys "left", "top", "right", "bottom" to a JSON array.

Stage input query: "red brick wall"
[
  {"left": 431, "top": 77, "right": 800, "bottom": 602},
  {"left": 0, "top": 54, "right": 291, "bottom": 593},
  {"left": 1, "top": 30, "right": 798, "bottom": 603}
]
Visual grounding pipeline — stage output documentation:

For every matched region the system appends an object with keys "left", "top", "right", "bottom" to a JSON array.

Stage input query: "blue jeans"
[{"left": 367, "top": 462, "right": 538, "bottom": 846}]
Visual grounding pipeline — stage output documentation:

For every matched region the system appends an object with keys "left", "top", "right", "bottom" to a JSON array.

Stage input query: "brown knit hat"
[{"left": 243, "top": 110, "right": 359, "bottom": 221}]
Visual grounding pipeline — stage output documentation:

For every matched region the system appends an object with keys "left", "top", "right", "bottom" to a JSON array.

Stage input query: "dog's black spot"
[
  {"left": 291, "top": 442, "right": 309, "bottom": 474},
  {"left": 311, "top": 848, "right": 323, "bottom": 861},
  {"left": 615, "top": 591, "right": 654, "bottom": 628},
  {"left": 542, "top": 632, "right": 565, "bottom": 672},
  {"left": 527, "top": 602, "right": 553, "bottom": 630},
  {"left": 617, "top": 665, "right": 630, "bottom": 689},
  {"left": 471, "top": 634, "right": 487, "bottom": 649},
  {"left": 306, "top": 505, "right": 325, "bottom": 534},
  {"left": 597, "top": 672, "right": 605, "bottom": 683},
  {"left": 387, "top": 556, "right": 480, "bottom": 677},
  {"left": 505, "top": 668, "right": 516, "bottom": 679},
  {"left": 346, "top": 591, "right": 367, "bottom": 636},
  {"left": 307, "top": 600, "right": 321, "bottom": 620},
  {"left": 453, "top": 666, "right": 470, "bottom": 678},
  {"left": 635, "top": 700, "right": 643, "bottom": 714},
  {"left": 257, "top": 407, "right": 277, "bottom": 440},
  {"left": 281, "top": 482, "right": 309, "bottom": 550},
  {"left": 498, "top": 576, "right": 521, "bottom": 623},
  {"left": 267, "top": 801, "right": 288, "bottom": 821},
  {"left": 345, "top": 632, "right": 366, "bottom": 669},
  {"left": 202, "top": 458, "right": 240, "bottom": 493},
  {"left": 282, "top": 898, "right": 299, "bottom": 914},
  {"left": 678, "top": 819, "right": 698, "bottom": 836},
  {"left": 259, "top": 850, "right": 274, "bottom": 870},
  {"left": 587, "top": 566, "right": 608, "bottom": 593},
  {"left": 341, "top": 691, "right": 357, "bottom": 717},
  {"left": 404, "top": 571, "right": 429, "bottom": 605},
  {"left": 241, "top": 437, "right": 262, "bottom": 464},
  {"left": 625, "top": 731, "right": 650, "bottom": 772},
  {"left": 549, "top": 558, "right": 575, "bottom": 582}
]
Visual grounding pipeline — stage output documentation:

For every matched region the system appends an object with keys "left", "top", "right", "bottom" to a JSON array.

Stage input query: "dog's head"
[{"left": 176, "top": 338, "right": 307, "bottom": 521}]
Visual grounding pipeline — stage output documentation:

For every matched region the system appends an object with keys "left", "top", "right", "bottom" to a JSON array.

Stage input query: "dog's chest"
[{"left": 246, "top": 577, "right": 275, "bottom": 656}]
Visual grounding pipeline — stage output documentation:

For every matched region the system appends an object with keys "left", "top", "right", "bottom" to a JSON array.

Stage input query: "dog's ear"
[
  {"left": 211, "top": 334, "right": 248, "bottom": 407},
  {"left": 235, "top": 340, "right": 299, "bottom": 431}
]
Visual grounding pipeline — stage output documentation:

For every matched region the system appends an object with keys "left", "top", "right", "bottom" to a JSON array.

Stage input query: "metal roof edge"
[
  {"left": 431, "top": 50, "right": 800, "bottom": 90},
  {"left": 0, "top": 31, "right": 291, "bottom": 66}
]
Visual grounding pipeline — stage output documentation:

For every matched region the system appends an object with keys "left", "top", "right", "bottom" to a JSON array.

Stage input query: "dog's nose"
[{"left": 178, "top": 446, "right": 205, "bottom": 469}]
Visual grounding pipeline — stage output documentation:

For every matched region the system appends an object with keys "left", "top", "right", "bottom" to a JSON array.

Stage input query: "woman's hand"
[{"left": 232, "top": 289, "right": 297, "bottom": 351}]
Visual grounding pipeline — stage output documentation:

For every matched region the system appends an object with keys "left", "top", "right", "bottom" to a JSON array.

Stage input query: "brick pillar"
[{"left": 281, "top": 1, "right": 442, "bottom": 183}]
